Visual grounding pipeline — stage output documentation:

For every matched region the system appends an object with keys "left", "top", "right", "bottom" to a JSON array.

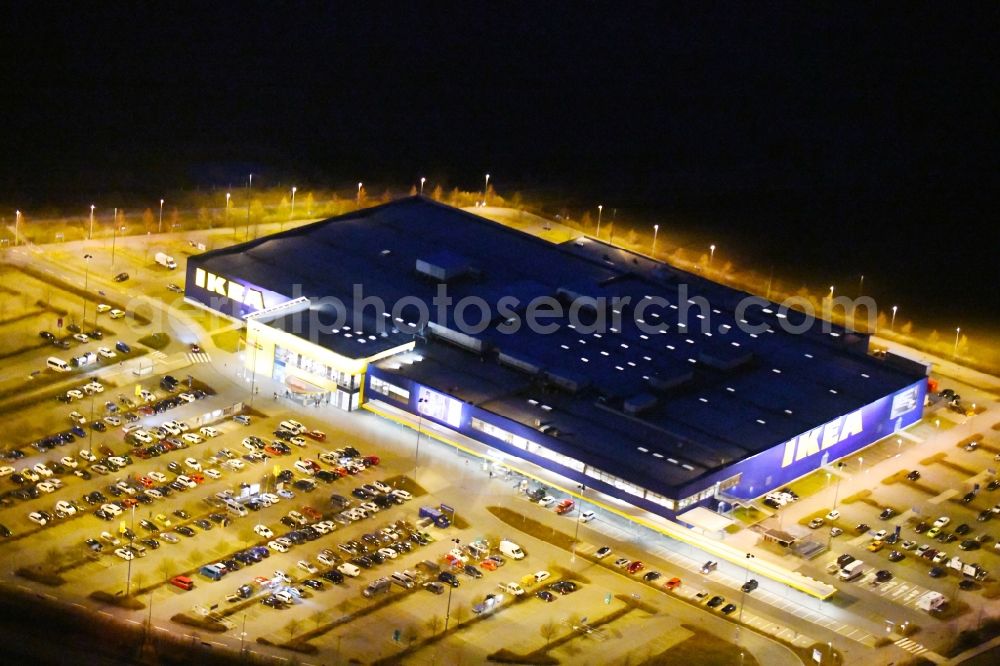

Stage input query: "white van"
[
  {"left": 840, "top": 560, "right": 865, "bottom": 581},
  {"left": 498, "top": 539, "right": 525, "bottom": 560},
  {"left": 47, "top": 357, "right": 70, "bottom": 372},
  {"left": 224, "top": 499, "right": 248, "bottom": 517}
]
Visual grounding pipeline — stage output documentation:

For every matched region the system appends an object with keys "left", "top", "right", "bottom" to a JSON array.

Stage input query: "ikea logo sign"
[
  {"left": 194, "top": 268, "right": 265, "bottom": 311},
  {"left": 780, "top": 409, "right": 864, "bottom": 468}
]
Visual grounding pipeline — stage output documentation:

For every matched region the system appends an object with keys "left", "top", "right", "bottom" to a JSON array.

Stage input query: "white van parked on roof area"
[{"left": 47, "top": 357, "right": 70, "bottom": 372}]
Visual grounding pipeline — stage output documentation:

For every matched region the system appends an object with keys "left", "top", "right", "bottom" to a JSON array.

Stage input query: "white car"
[
  {"left": 183, "top": 457, "right": 202, "bottom": 471},
  {"left": 181, "top": 433, "right": 203, "bottom": 445},
  {"left": 293, "top": 460, "right": 316, "bottom": 476},
  {"left": 108, "top": 457, "right": 128, "bottom": 469},
  {"left": 139, "top": 390, "right": 156, "bottom": 403},
  {"left": 538, "top": 495, "right": 556, "bottom": 507},
  {"left": 66, "top": 389, "right": 84, "bottom": 401},
  {"left": 176, "top": 475, "right": 197, "bottom": 489},
  {"left": 72, "top": 333, "right": 89, "bottom": 343},
  {"left": 68, "top": 411, "right": 86, "bottom": 425},
  {"left": 148, "top": 471, "right": 167, "bottom": 483},
  {"left": 269, "top": 540, "right": 289, "bottom": 553},
  {"left": 100, "top": 531, "right": 120, "bottom": 545},
  {"left": 32, "top": 463, "right": 53, "bottom": 477},
  {"left": 28, "top": 512, "right": 49, "bottom": 526},
  {"left": 170, "top": 420, "right": 190, "bottom": 432},
  {"left": 337, "top": 563, "right": 361, "bottom": 577},
  {"left": 260, "top": 492, "right": 280, "bottom": 505},
  {"left": 84, "top": 381, "right": 105, "bottom": 393},
  {"left": 109, "top": 309, "right": 125, "bottom": 319},
  {"left": 825, "top": 510, "right": 841, "bottom": 521},
  {"left": 391, "top": 489, "right": 413, "bottom": 501},
  {"left": 533, "top": 570, "right": 551, "bottom": 583},
  {"left": 103, "top": 415, "right": 122, "bottom": 426},
  {"left": 0, "top": 466, "right": 14, "bottom": 478},
  {"left": 131, "top": 430, "right": 153, "bottom": 444},
  {"left": 48, "top": 478, "right": 64, "bottom": 490},
  {"left": 101, "top": 503, "right": 123, "bottom": 516},
  {"left": 297, "top": 560, "right": 319, "bottom": 574},
  {"left": 580, "top": 510, "right": 597, "bottom": 523},
  {"left": 317, "top": 550, "right": 338, "bottom": 566},
  {"left": 272, "top": 571, "right": 293, "bottom": 585},
  {"left": 277, "top": 488, "right": 295, "bottom": 500},
  {"left": 36, "top": 481, "right": 57, "bottom": 494},
  {"left": 371, "top": 481, "right": 392, "bottom": 494},
  {"left": 20, "top": 469, "right": 40, "bottom": 482},
  {"left": 160, "top": 422, "right": 181, "bottom": 436},
  {"left": 59, "top": 456, "right": 78, "bottom": 469},
  {"left": 96, "top": 303, "right": 112, "bottom": 313},
  {"left": 97, "top": 346, "right": 117, "bottom": 359},
  {"left": 55, "top": 500, "right": 77, "bottom": 517},
  {"left": 177, "top": 393, "right": 196, "bottom": 403},
  {"left": 289, "top": 436, "right": 307, "bottom": 448},
  {"left": 114, "top": 548, "right": 134, "bottom": 560},
  {"left": 254, "top": 525, "right": 274, "bottom": 539},
  {"left": 204, "top": 468, "right": 222, "bottom": 480},
  {"left": 279, "top": 420, "right": 306, "bottom": 435},
  {"left": 287, "top": 511, "right": 308, "bottom": 525},
  {"left": 377, "top": 547, "right": 399, "bottom": 560},
  {"left": 79, "top": 450, "right": 97, "bottom": 462},
  {"left": 199, "top": 426, "right": 220, "bottom": 438},
  {"left": 933, "top": 516, "right": 951, "bottom": 528},
  {"left": 225, "top": 459, "right": 246, "bottom": 471}
]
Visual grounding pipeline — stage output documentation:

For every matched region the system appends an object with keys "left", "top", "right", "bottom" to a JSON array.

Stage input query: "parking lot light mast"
[
  {"left": 891, "top": 305, "right": 898, "bottom": 331},
  {"left": 596, "top": 205, "right": 603, "bottom": 238},
  {"left": 14, "top": 209, "right": 21, "bottom": 246},
  {"left": 482, "top": 173, "right": 490, "bottom": 206},
  {"left": 290, "top": 186, "right": 297, "bottom": 219},
  {"left": 652, "top": 224, "right": 659, "bottom": 254},
  {"left": 420, "top": 177, "right": 426, "bottom": 195},
  {"left": 443, "top": 579, "right": 455, "bottom": 631},
  {"left": 82, "top": 254, "right": 93, "bottom": 326},
  {"left": 710, "top": 244, "right": 716, "bottom": 266},
  {"left": 89, "top": 204, "right": 95, "bottom": 240},
  {"left": 571, "top": 484, "right": 587, "bottom": 561},
  {"left": 245, "top": 173, "right": 253, "bottom": 241},
  {"left": 414, "top": 397, "right": 428, "bottom": 480},
  {"left": 954, "top": 327, "right": 961, "bottom": 357},
  {"left": 158, "top": 199, "right": 164, "bottom": 233},
  {"left": 738, "top": 552, "right": 755, "bottom": 624}
]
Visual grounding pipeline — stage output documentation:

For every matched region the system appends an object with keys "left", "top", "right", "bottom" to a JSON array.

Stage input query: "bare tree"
[
  {"left": 426, "top": 614, "right": 442, "bottom": 635},
  {"left": 540, "top": 620, "right": 559, "bottom": 645},
  {"left": 158, "top": 557, "right": 176, "bottom": 581},
  {"left": 285, "top": 617, "right": 302, "bottom": 640}
]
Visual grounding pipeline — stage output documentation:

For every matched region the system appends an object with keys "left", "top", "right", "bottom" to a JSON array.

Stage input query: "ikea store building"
[{"left": 185, "top": 197, "right": 927, "bottom": 521}]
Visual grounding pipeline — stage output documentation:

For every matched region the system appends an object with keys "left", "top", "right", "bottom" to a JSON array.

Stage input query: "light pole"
[
  {"left": 891, "top": 305, "right": 898, "bottom": 331},
  {"left": 571, "top": 484, "right": 587, "bottom": 561},
  {"left": 125, "top": 504, "right": 136, "bottom": 596},
  {"left": 14, "top": 210, "right": 20, "bottom": 246},
  {"left": 357, "top": 182, "right": 363, "bottom": 206},
  {"left": 158, "top": 199, "right": 164, "bottom": 233},
  {"left": 709, "top": 244, "right": 716, "bottom": 266},
  {"left": 111, "top": 218, "right": 121, "bottom": 272},
  {"left": 245, "top": 173, "right": 253, "bottom": 240},
  {"left": 415, "top": 397, "right": 428, "bottom": 480},
  {"left": 443, "top": 578, "right": 455, "bottom": 631},
  {"left": 596, "top": 205, "right": 603, "bottom": 237},
  {"left": 82, "top": 254, "right": 93, "bottom": 326},
  {"left": 858, "top": 456, "right": 864, "bottom": 475},
  {"left": 859, "top": 274, "right": 865, "bottom": 296},
  {"left": 483, "top": 173, "right": 490, "bottom": 206},
  {"left": 738, "top": 552, "right": 755, "bottom": 624},
  {"left": 953, "top": 327, "right": 961, "bottom": 357},
  {"left": 89, "top": 204, "right": 95, "bottom": 240},
  {"left": 831, "top": 462, "right": 845, "bottom": 509},
  {"left": 829, "top": 285, "right": 835, "bottom": 300},
  {"left": 652, "top": 224, "right": 659, "bottom": 254},
  {"left": 420, "top": 177, "right": 426, "bottom": 195},
  {"left": 290, "top": 186, "right": 297, "bottom": 218}
]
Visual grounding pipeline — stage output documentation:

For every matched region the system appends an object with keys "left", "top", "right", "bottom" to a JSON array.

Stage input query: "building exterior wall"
[{"left": 365, "top": 367, "right": 927, "bottom": 519}]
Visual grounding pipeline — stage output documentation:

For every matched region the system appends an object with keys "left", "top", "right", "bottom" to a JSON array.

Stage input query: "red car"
[
  {"left": 189, "top": 473, "right": 205, "bottom": 485},
  {"left": 664, "top": 577, "right": 682, "bottom": 590},
  {"left": 627, "top": 561, "right": 645, "bottom": 575},
  {"left": 554, "top": 499, "right": 575, "bottom": 515},
  {"left": 480, "top": 559, "right": 499, "bottom": 571},
  {"left": 363, "top": 455, "right": 380, "bottom": 466},
  {"left": 263, "top": 444, "right": 285, "bottom": 457},
  {"left": 301, "top": 505, "right": 322, "bottom": 521},
  {"left": 305, "top": 430, "right": 326, "bottom": 441},
  {"left": 139, "top": 476, "right": 156, "bottom": 488}
]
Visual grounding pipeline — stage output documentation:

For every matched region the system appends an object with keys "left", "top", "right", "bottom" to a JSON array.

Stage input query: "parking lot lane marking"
[
  {"left": 156, "top": 626, "right": 169, "bottom": 632},
  {"left": 72, "top": 603, "right": 85, "bottom": 609},
  {"left": 98, "top": 611, "right": 113, "bottom": 617},
  {"left": 212, "top": 641, "right": 226, "bottom": 647},
  {"left": 126, "top": 619, "right": 140, "bottom": 624}
]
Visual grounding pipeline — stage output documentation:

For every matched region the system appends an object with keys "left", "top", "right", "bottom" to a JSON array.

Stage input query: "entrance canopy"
[
  {"left": 285, "top": 375, "right": 326, "bottom": 394},
  {"left": 676, "top": 506, "right": 735, "bottom": 532}
]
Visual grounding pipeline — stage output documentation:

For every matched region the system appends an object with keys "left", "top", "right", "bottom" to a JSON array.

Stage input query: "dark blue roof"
[{"left": 190, "top": 197, "right": 924, "bottom": 489}]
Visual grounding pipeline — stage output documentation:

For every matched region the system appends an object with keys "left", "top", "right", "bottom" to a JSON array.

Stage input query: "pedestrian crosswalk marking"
[{"left": 187, "top": 352, "right": 211, "bottom": 364}]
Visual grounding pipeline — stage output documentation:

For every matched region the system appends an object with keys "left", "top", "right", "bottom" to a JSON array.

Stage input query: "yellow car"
[{"left": 867, "top": 540, "right": 885, "bottom": 552}]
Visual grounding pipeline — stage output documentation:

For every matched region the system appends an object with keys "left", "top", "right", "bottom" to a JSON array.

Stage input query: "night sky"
[{"left": 1, "top": 3, "right": 997, "bottom": 326}]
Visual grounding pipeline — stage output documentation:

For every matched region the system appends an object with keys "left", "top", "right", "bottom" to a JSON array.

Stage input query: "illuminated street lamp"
[
  {"left": 89, "top": 204, "right": 95, "bottom": 240},
  {"left": 291, "top": 186, "right": 297, "bottom": 218},
  {"left": 652, "top": 224, "right": 659, "bottom": 254},
  {"left": 738, "top": 552, "right": 756, "bottom": 623},
  {"left": 710, "top": 244, "right": 716, "bottom": 266},
  {"left": 357, "top": 182, "right": 363, "bottom": 205},
  {"left": 891, "top": 305, "right": 898, "bottom": 331},
  {"left": 483, "top": 173, "right": 490, "bottom": 206},
  {"left": 596, "top": 205, "right": 603, "bottom": 238},
  {"left": 158, "top": 199, "right": 164, "bottom": 233},
  {"left": 954, "top": 327, "right": 961, "bottom": 357},
  {"left": 415, "top": 396, "right": 428, "bottom": 480},
  {"left": 14, "top": 209, "right": 21, "bottom": 246},
  {"left": 246, "top": 173, "right": 254, "bottom": 240},
  {"left": 420, "top": 177, "right": 426, "bottom": 195},
  {"left": 829, "top": 285, "right": 835, "bottom": 299},
  {"left": 82, "top": 254, "right": 93, "bottom": 326}
]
